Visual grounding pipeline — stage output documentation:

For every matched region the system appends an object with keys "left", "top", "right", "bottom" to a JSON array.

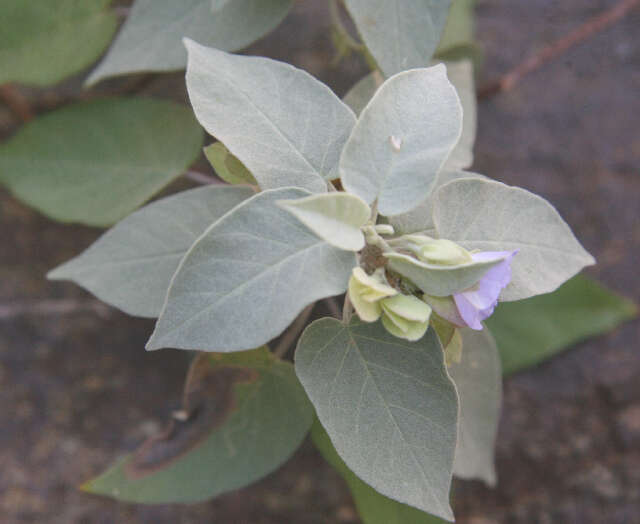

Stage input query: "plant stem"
[
  {"left": 273, "top": 302, "right": 316, "bottom": 358},
  {"left": 0, "top": 84, "right": 34, "bottom": 122},
  {"left": 342, "top": 293, "right": 353, "bottom": 324},
  {"left": 183, "top": 170, "right": 226, "bottom": 185}
]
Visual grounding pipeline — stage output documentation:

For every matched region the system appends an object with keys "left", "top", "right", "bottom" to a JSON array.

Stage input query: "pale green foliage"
[
  {"left": 0, "top": 0, "right": 117, "bottom": 86},
  {"left": 203, "top": 142, "right": 257, "bottom": 186},
  {"left": 295, "top": 318, "right": 458, "bottom": 521},
  {"left": 342, "top": 71, "right": 383, "bottom": 116},
  {"left": 344, "top": 0, "right": 452, "bottom": 77},
  {"left": 340, "top": 65, "right": 462, "bottom": 216},
  {"left": 442, "top": 60, "right": 477, "bottom": 170},
  {"left": 380, "top": 294, "right": 432, "bottom": 341},
  {"left": 48, "top": 186, "right": 253, "bottom": 318},
  {"left": 277, "top": 193, "right": 371, "bottom": 251},
  {"left": 488, "top": 275, "right": 638, "bottom": 374},
  {"left": 147, "top": 188, "right": 356, "bottom": 352},
  {"left": 312, "top": 420, "right": 446, "bottom": 524},
  {"left": 449, "top": 328, "right": 502, "bottom": 485},
  {"left": 435, "top": 0, "right": 476, "bottom": 57},
  {"left": 85, "top": 348, "right": 313, "bottom": 503},
  {"left": 433, "top": 179, "right": 596, "bottom": 301},
  {"left": 185, "top": 40, "right": 356, "bottom": 193},
  {"left": 86, "top": 0, "right": 292, "bottom": 84},
  {"left": 0, "top": 98, "right": 203, "bottom": 227},
  {"left": 384, "top": 251, "right": 507, "bottom": 297}
]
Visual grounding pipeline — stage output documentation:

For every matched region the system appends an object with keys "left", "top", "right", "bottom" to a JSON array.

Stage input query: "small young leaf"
[
  {"left": 448, "top": 328, "right": 502, "bottom": 485},
  {"left": 203, "top": 142, "right": 257, "bottom": 186},
  {"left": 277, "top": 193, "right": 371, "bottom": 251},
  {"left": 0, "top": 0, "right": 117, "bottom": 86},
  {"left": 433, "top": 179, "right": 596, "bottom": 301},
  {"left": 442, "top": 59, "right": 477, "bottom": 171},
  {"left": 0, "top": 98, "right": 204, "bottom": 227},
  {"left": 342, "top": 71, "right": 383, "bottom": 117},
  {"left": 340, "top": 66, "right": 462, "bottom": 216},
  {"left": 83, "top": 348, "right": 314, "bottom": 503},
  {"left": 147, "top": 188, "right": 357, "bottom": 352},
  {"left": 185, "top": 40, "right": 356, "bottom": 193},
  {"left": 385, "top": 251, "right": 507, "bottom": 297},
  {"left": 343, "top": 0, "right": 452, "bottom": 77},
  {"left": 86, "top": 0, "right": 292, "bottom": 84},
  {"left": 312, "top": 419, "right": 447, "bottom": 524},
  {"left": 48, "top": 186, "right": 253, "bottom": 318},
  {"left": 295, "top": 317, "right": 458, "bottom": 521},
  {"left": 487, "top": 275, "right": 638, "bottom": 375}
]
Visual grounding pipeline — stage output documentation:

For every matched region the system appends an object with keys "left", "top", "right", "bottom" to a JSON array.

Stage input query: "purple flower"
[{"left": 453, "top": 250, "right": 518, "bottom": 330}]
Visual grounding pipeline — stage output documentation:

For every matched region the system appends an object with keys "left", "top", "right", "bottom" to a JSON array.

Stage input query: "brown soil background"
[{"left": 1, "top": 1, "right": 638, "bottom": 522}]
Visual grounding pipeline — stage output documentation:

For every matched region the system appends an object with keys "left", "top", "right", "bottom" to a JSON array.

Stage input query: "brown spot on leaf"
[{"left": 125, "top": 354, "right": 259, "bottom": 479}]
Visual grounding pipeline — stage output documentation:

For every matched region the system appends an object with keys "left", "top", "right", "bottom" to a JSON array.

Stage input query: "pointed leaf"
[
  {"left": 487, "top": 275, "right": 638, "bottom": 375},
  {"left": 277, "top": 193, "right": 371, "bottom": 251},
  {"left": 344, "top": 0, "right": 452, "bottom": 77},
  {"left": 86, "top": 0, "right": 292, "bottom": 84},
  {"left": 433, "top": 178, "right": 596, "bottom": 301},
  {"left": 295, "top": 317, "right": 458, "bottom": 521},
  {"left": 147, "top": 188, "right": 357, "bottom": 352},
  {"left": 385, "top": 251, "right": 506, "bottom": 297},
  {"left": 0, "top": 98, "right": 204, "bottom": 227},
  {"left": 185, "top": 40, "right": 356, "bottom": 193},
  {"left": 0, "top": 0, "right": 117, "bottom": 86},
  {"left": 203, "top": 142, "right": 257, "bottom": 186},
  {"left": 312, "top": 419, "right": 447, "bottom": 524},
  {"left": 448, "top": 328, "right": 501, "bottom": 485},
  {"left": 83, "top": 348, "right": 313, "bottom": 503},
  {"left": 48, "top": 186, "right": 253, "bottom": 317},
  {"left": 340, "top": 66, "right": 462, "bottom": 216}
]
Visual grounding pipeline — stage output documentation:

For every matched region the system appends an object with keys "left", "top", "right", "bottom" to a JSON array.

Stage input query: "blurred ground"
[{"left": 1, "top": 1, "right": 638, "bottom": 522}]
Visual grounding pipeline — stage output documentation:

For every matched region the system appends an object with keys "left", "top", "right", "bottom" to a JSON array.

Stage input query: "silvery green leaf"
[
  {"left": 343, "top": 0, "right": 452, "bottom": 77},
  {"left": 147, "top": 188, "right": 357, "bottom": 352},
  {"left": 0, "top": 98, "right": 204, "bottom": 227},
  {"left": 449, "top": 327, "right": 501, "bottom": 485},
  {"left": 295, "top": 317, "right": 458, "bottom": 521},
  {"left": 385, "top": 251, "right": 506, "bottom": 297},
  {"left": 433, "top": 179, "right": 596, "bottom": 301},
  {"left": 185, "top": 40, "right": 356, "bottom": 193},
  {"left": 86, "top": 0, "right": 292, "bottom": 84},
  {"left": 0, "top": 0, "right": 117, "bottom": 87},
  {"left": 48, "top": 186, "right": 253, "bottom": 318},
  {"left": 84, "top": 348, "right": 314, "bottom": 503},
  {"left": 442, "top": 60, "right": 476, "bottom": 170},
  {"left": 203, "top": 142, "right": 257, "bottom": 186},
  {"left": 211, "top": 0, "right": 230, "bottom": 12},
  {"left": 388, "top": 170, "right": 485, "bottom": 235},
  {"left": 343, "top": 71, "right": 383, "bottom": 117},
  {"left": 340, "top": 66, "right": 462, "bottom": 216},
  {"left": 277, "top": 193, "right": 371, "bottom": 251}
]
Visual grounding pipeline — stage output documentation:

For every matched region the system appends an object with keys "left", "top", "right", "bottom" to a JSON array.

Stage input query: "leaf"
[
  {"left": 311, "top": 419, "right": 447, "bottom": 524},
  {"left": 48, "top": 186, "right": 253, "bottom": 318},
  {"left": 342, "top": 71, "right": 383, "bottom": 117},
  {"left": 86, "top": 0, "right": 292, "bottom": 84},
  {"left": 83, "top": 347, "right": 314, "bottom": 503},
  {"left": 0, "top": 98, "right": 204, "bottom": 227},
  {"left": 340, "top": 66, "right": 462, "bottom": 217},
  {"left": 435, "top": 0, "right": 476, "bottom": 57},
  {"left": 388, "top": 170, "right": 485, "bottom": 235},
  {"left": 442, "top": 60, "right": 477, "bottom": 170},
  {"left": 433, "top": 178, "right": 596, "bottom": 301},
  {"left": 385, "top": 251, "right": 506, "bottom": 297},
  {"left": 0, "top": 0, "right": 117, "bottom": 86},
  {"left": 185, "top": 40, "right": 356, "bottom": 193},
  {"left": 343, "top": 0, "right": 452, "bottom": 77},
  {"left": 146, "top": 188, "right": 357, "bottom": 352},
  {"left": 295, "top": 317, "right": 458, "bottom": 521},
  {"left": 448, "top": 328, "right": 501, "bottom": 485},
  {"left": 487, "top": 275, "right": 638, "bottom": 375},
  {"left": 277, "top": 193, "right": 371, "bottom": 251},
  {"left": 203, "top": 142, "right": 257, "bottom": 186}
]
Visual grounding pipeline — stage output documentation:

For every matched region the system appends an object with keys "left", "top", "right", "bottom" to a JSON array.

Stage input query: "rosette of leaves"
[{"left": 49, "top": 37, "right": 597, "bottom": 521}]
